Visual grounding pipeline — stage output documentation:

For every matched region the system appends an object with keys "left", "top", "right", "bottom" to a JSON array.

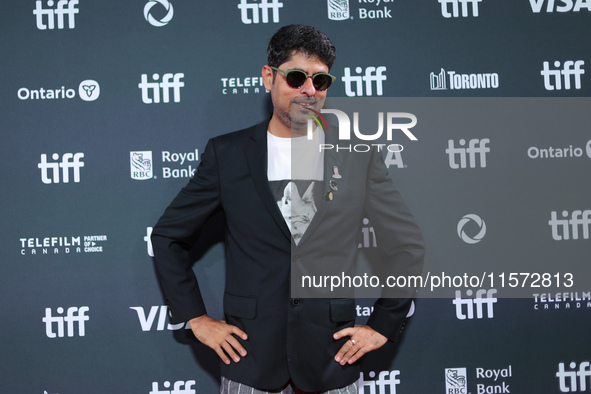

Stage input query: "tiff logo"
[
  {"left": 556, "top": 361, "right": 591, "bottom": 393},
  {"left": 43, "top": 306, "right": 89, "bottom": 338},
  {"left": 358, "top": 370, "right": 400, "bottom": 394},
  {"left": 342, "top": 66, "right": 387, "bottom": 97},
  {"left": 130, "top": 306, "right": 190, "bottom": 331},
  {"left": 38, "top": 153, "right": 84, "bottom": 184},
  {"left": 439, "top": 0, "right": 482, "bottom": 17},
  {"left": 541, "top": 60, "right": 585, "bottom": 90},
  {"left": 446, "top": 138, "right": 490, "bottom": 169},
  {"left": 237, "top": 0, "right": 283, "bottom": 24},
  {"left": 549, "top": 210, "right": 591, "bottom": 241},
  {"left": 453, "top": 289, "right": 497, "bottom": 320},
  {"left": 138, "top": 73, "right": 184, "bottom": 104},
  {"left": 34, "top": 0, "right": 79, "bottom": 30},
  {"left": 149, "top": 380, "right": 196, "bottom": 394}
]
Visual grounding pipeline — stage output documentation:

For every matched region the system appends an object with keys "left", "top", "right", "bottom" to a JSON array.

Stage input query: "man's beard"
[{"left": 288, "top": 97, "right": 322, "bottom": 129}]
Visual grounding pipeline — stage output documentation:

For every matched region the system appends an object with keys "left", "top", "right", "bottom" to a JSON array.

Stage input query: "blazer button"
[
  {"left": 293, "top": 254, "right": 300, "bottom": 261},
  {"left": 291, "top": 298, "right": 300, "bottom": 306}
]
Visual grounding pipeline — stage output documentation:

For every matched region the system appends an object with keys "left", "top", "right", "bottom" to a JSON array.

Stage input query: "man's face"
[{"left": 263, "top": 51, "right": 330, "bottom": 131}]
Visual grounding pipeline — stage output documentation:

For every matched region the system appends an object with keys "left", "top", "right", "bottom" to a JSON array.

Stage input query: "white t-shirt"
[{"left": 267, "top": 130, "right": 324, "bottom": 244}]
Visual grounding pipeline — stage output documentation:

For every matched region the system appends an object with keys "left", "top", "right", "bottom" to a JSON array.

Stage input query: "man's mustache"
[{"left": 292, "top": 97, "right": 317, "bottom": 105}]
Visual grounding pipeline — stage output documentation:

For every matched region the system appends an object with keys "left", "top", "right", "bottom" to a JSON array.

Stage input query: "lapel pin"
[
  {"left": 332, "top": 166, "right": 342, "bottom": 179},
  {"left": 323, "top": 191, "right": 334, "bottom": 201},
  {"left": 329, "top": 180, "right": 338, "bottom": 191}
]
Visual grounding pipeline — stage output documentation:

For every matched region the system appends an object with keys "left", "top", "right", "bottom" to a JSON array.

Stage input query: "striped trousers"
[{"left": 220, "top": 376, "right": 358, "bottom": 394}]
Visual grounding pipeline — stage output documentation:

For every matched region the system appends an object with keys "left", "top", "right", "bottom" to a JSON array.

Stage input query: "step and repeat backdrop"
[{"left": 1, "top": 1, "right": 590, "bottom": 393}]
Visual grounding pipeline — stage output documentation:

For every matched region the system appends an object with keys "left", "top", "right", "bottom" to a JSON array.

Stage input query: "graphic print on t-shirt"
[
  {"left": 267, "top": 130, "right": 324, "bottom": 245},
  {"left": 275, "top": 181, "right": 317, "bottom": 244}
]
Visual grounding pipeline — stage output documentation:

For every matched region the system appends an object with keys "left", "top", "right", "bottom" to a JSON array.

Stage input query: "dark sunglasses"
[{"left": 271, "top": 66, "right": 336, "bottom": 91}]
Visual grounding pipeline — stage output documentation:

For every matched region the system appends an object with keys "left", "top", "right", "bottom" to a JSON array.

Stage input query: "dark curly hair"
[{"left": 267, "top": 24, "right": 336, "bottom": 70}]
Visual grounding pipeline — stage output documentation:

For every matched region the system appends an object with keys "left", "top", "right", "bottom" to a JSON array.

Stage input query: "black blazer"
[{"left": 151, "top": 120, "right": 424, "bottom": 391}]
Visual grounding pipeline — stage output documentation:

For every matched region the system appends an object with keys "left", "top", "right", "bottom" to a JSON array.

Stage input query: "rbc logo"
[
  {"left": 131, "top": 151, "right": 153, "bottom": 180},
  {"left": 445, "top": 368, "right": 468, "bottom": 394},
  {"left": 327, "top": 0, "right": 350, "bottom": 20},
  {"left": 33, "top": 0, "right": 79, "bottom": 30},
  {"left": 342, "top": 66, "right": 387, "bottom": 97},
  {"left": 38, "top": 153, "right": 84, "bottom": 184},
  {"left": 238, "top": 0, "right": 283, "bottom": 24}
]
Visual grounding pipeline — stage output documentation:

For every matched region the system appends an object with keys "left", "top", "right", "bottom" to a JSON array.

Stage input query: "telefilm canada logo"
[
  {"left": 220, "top": 75, "right": 267, "bottom": 95},
  {"left": 18, "top": 80, "right": 100, "bottom": 101},
  {"left": 20, "top": 234, "right": 108, "bottom": 255},
  {"left": 533, "top": 291, "right": 591, "bottom": 311}
]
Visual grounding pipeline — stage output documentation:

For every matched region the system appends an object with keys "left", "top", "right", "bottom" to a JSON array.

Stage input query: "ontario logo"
[{"left": 305, "top": 108, "right": 416, "bottom": 153}]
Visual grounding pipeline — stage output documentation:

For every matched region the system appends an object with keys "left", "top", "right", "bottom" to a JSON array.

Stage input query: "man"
[{"left": 151, "top": 25, "right": 424, "bottom": 393}]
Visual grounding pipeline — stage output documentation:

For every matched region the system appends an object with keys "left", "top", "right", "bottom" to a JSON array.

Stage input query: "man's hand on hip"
[
  {"left": 189, "top": 315, "right": 248, "bottom": 365},
  {"left": 333, "top": 324, "right": 388, "bottom": 365}
]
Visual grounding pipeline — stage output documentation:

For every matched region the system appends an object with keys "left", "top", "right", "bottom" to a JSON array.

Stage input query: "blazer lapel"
[
  {"left": 296, "top": 126, "right": 343, "bottom": 246},
  {"left": 245, "top": 121, "right": 292, "bottom": 242}
]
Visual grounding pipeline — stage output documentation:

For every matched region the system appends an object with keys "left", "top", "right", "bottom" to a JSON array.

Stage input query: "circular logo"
[
  {"left": 78, "top": 80, "right": 100, "bottom": 101},
  {"left": 457, "top": 214, "right": 486, "bottom": 244},
  {"left": 144, "top": 0, "right": 174, "bottom": 27},
  {"left": 586, "top": 139, "right": 591, "bottom": 159}
]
